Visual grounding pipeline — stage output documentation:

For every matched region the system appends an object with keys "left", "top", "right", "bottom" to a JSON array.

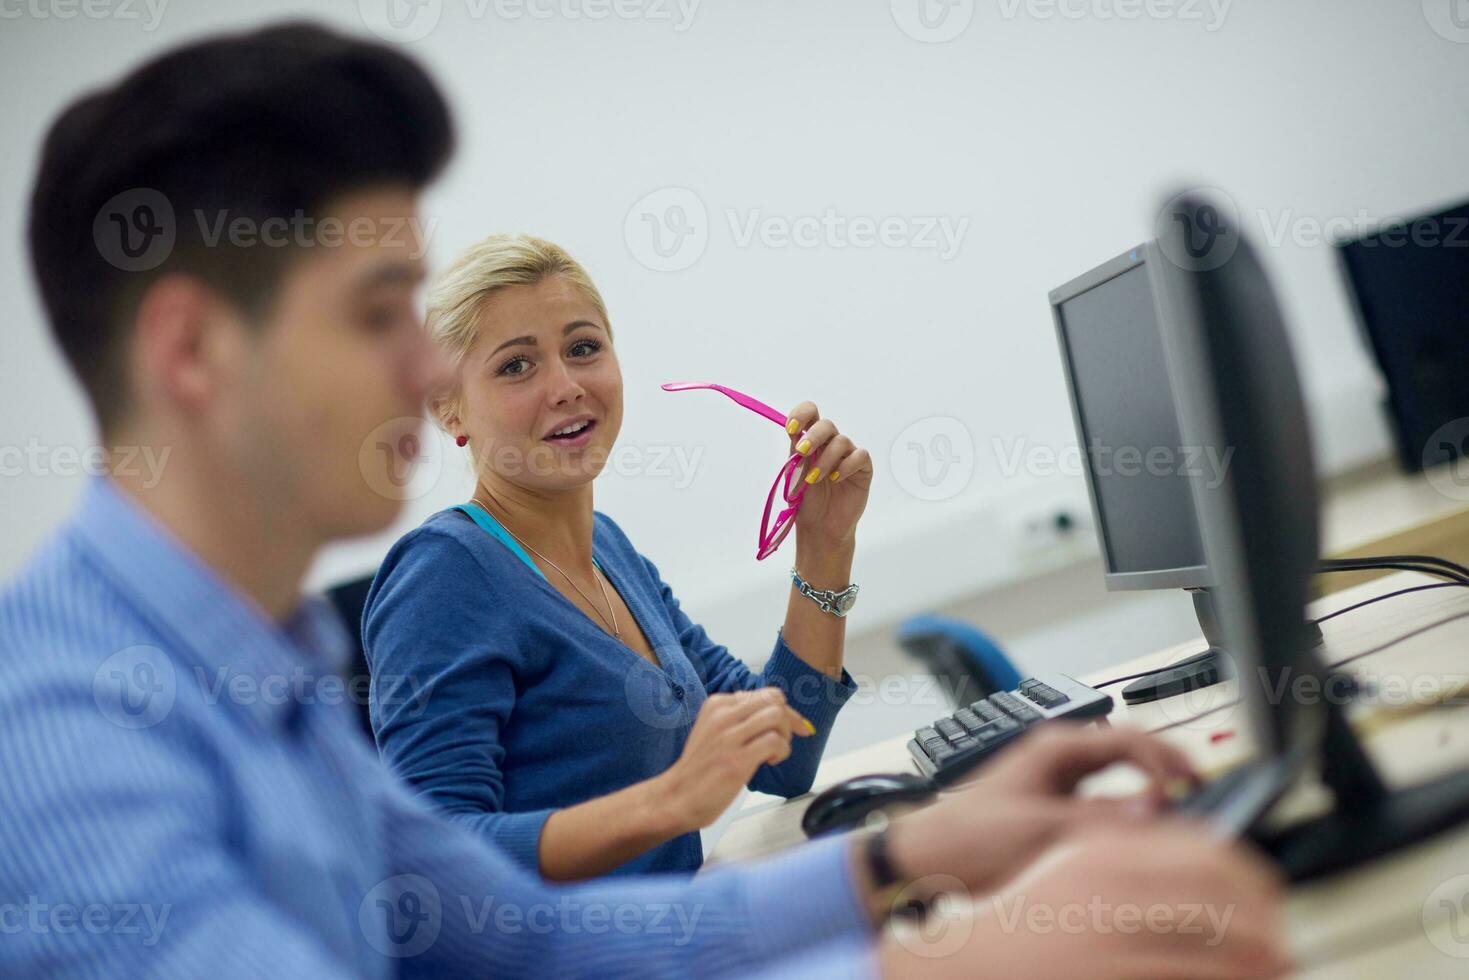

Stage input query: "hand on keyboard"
[{"left": 879, "top": 725, "right": 1202, "bottom": 900}]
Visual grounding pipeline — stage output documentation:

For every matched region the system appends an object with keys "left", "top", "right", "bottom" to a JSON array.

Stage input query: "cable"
[
  {"left": 1320, "top": 553, "right": 1469, "bottom": 582},
  {"left": 1147, "top": 607, "right": 1469, "bottom": 731},
  {"left": 1091, "top": 557, "right": 1469, "bottom": 690},
  {"left": 1313, "top": 581, "right": 1469, "bottom": 626},
  {"left": 1326, "top": 608, "right": 1469, "bottom": 671},
  {"left": 1316, "top": 561, "right": 1469, "bottom": 585},
  {"left": 1148, "top": 699, "right": 1239, "bottom": 733}
]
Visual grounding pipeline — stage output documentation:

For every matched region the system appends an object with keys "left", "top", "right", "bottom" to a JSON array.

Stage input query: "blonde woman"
[{"left": 363, "top": 234, "right": 872, "bottom": 880}]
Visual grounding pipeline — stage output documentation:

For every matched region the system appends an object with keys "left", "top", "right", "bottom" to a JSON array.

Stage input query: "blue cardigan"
[{"left": 362, "top": 506, "right": 856, "bottom": 876}]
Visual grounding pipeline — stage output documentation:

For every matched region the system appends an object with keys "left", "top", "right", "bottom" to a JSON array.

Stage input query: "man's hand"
[
  {"left": 877, "top": 724, "right": 1199, "bottom": 902},
  {"left": 879, "top": 823, "right": 1291, "bottom": 980}
]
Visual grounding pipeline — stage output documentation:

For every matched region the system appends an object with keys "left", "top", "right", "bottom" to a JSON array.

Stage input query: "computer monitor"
[
  {"left": 1336, "top": 198, "right": 1469, "bottom": 472},
  {"left": 1157, "top": 191, "right": 1469, "bottom": 882},
  {"left": 1049, "top": 245, "right": 1226, "bottom": 703},
  {"left": 1049, "top": 245, "right": 1211, "bottom": 591}
]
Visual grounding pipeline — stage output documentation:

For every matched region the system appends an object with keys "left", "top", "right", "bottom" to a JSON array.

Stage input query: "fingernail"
[
  {"left": 800, "top": 715, "right": 816, "bottom": 735},
  {"left": 796, "top": 438, "right": 812, "bottom": 456},
  {"left": 828, "top": 471, "right": 841, "bottom": 482},
  {"left": 805, "top": 467, "right": 822, "bottom": 484},
  {"left": 786, "top": 418, "right": 799, "bottom": 435}
]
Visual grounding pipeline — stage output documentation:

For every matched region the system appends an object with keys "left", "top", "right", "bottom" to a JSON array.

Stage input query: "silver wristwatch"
[{"left": 790, "top": 567, "right": 860, "bottom": 618}]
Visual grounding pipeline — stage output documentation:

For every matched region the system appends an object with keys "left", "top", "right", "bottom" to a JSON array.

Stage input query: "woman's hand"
[
  {"left": 652, "top": 687, "right": 814, "bottom": 834},
  {"left": 785, "top": 401, "right": 872, "bottom": 549}
]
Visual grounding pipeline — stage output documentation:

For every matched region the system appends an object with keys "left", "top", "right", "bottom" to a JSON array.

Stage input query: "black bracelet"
[
  {"left": 864, "top": 828, "right": 903, "bottom": 889},
  {"left": 865, "top": 829, "right": 928, "bottom": 920}
]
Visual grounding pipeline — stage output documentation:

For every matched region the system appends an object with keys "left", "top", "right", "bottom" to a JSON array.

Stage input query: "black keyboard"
[{"left": 908, "top": 674, "right": 1114, "bottom": 786}]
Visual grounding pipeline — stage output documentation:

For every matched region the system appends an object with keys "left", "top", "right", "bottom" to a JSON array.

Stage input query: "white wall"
[{"left": 4, "top": 1, "right": 1467, "bottom": 661}]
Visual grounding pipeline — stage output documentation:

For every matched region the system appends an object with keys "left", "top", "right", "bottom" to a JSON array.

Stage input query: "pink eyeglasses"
[{"left": 661, "top": 381, "right": 808, "bottom": 560}]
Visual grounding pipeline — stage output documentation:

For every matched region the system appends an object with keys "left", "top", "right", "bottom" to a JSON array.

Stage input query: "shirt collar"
[{"left": 71, "top": 476, "right": 354, "bottom": 732}]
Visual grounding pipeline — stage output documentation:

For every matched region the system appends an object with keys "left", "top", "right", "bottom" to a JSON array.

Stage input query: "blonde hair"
[{"left": 426, "top": 233, "right": 611, "bottom": 428}]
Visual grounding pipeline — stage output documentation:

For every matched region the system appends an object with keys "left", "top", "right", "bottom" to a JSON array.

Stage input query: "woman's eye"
[
  {"left": 569, "top": 339, "right": 603, "bottom": 358},
  {"left": 498, "top": 355, "right": 532, "bottom": 377}
]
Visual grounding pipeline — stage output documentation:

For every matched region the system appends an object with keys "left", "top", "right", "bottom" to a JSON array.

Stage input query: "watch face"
[{"left": 837, "top": 592, "right": 856, "bottom": 613}]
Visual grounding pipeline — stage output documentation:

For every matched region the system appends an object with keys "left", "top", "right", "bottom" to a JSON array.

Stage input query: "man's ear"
[{"left": 130, "top": 273, "right": 242, "bottom": 418}]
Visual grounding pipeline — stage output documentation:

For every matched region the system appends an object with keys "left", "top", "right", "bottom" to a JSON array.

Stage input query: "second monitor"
[{"left": 1049, "top": 243, "right": 1225, "bottom": 703}]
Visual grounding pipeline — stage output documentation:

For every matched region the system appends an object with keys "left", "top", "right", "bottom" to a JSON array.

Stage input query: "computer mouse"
[{"left": 801, "top": 772, "right": 938, "bottom": 838}]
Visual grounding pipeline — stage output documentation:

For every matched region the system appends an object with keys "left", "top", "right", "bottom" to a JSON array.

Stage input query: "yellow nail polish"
[
  {"left": 805, "top": 467, "right": 822, "bottom": 484},
  {"left": 796, "top": 439, "right": 812, "bottom": 456},
  {"left": 800, "top": 716, "right": 817, "bottom": 736},
  {"left": 829, "top": 470, "right": 841, "bottom": 482},
  {"left": 786, "top": 418, "right": 800, "bottom": 435}
]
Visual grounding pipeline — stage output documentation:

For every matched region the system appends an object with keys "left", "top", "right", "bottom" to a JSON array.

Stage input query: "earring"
[{"left": 455, "top": 435, "right": 468, "bottom": 447}]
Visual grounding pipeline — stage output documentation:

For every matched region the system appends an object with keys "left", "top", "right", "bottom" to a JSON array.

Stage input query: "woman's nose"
[{"left": 545, "top": 360, "right": 586, "bottom": 406}]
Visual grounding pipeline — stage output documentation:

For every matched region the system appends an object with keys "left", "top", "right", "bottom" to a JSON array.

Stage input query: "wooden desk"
[{"left": 707, "top": 572, "right": 1469, "bottom": 975}]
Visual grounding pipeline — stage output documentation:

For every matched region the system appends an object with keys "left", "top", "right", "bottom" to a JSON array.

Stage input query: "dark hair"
[{"left": 28, "top": 21, "right": 454, "bottom": 430}]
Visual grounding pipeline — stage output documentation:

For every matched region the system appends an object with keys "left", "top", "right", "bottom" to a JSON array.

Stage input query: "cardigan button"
[{"left": 671, "top": 683, "right": 685, "bottom": 700}]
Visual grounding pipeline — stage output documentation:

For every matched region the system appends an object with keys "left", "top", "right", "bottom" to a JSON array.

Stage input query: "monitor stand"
[
  {"left": 1122, "top": 589, "right": 1323, "bottom": 705},
  {"left": 1194, "top": 656, "right": 1469, "bottom": 884},
  {"left": 1252, "top": 669, "right": 1469, "bottom": 882}
]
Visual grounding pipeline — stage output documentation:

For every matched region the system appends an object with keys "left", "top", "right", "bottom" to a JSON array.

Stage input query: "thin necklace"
[{"left": 470, "top": 496, "right": 621, "bottom": 638}]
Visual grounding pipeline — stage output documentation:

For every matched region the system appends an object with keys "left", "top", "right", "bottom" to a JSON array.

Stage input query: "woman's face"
[{"left": 453, "top": 274, "right": 623, "bottom": 492}]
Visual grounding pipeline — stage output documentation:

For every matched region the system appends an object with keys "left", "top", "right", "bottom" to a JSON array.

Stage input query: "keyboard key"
[
  {"left": 953, "top": 709, "right": 986, "bottom": 733},
  {"left": 915, "top": 726, "right": 940, "bottom": 745},
  {"left": 971, "top": 701, "right": 1003, "bottom": 723},
  {"left": 935, "top": 719, "right": 965, "bottom": 742}
]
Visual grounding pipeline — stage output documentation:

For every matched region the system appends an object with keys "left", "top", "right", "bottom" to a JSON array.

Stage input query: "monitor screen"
[
  {"left": 1055, "top": 260, "right": 1207, "bottom": 579},
  {"left": 1338, "top": 200, "right": 1469, "bottom": 472}
]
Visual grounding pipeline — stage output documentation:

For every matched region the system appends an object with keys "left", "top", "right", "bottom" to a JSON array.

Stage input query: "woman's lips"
[{"left": 543, "top": 419, "right": 597, "bottom": 448}]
